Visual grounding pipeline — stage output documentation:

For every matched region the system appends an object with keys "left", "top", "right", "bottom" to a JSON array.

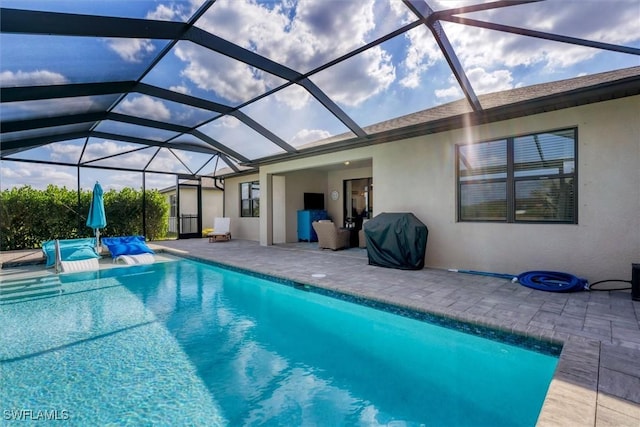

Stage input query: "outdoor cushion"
[
  {"left": 42, "top": 238, "right": 98, "bottom": 267},
  {"left": 102, "top": 236, "right": 154, "bottom": 258},
  {"left": 106, "top": 242, "right": 154, "bottom": 257},
  {"left": 102, "top": 235, "right": 146, "bottom": 246},
  {"left": 63, "top": 246, "right": 101, "bottom": 262}
]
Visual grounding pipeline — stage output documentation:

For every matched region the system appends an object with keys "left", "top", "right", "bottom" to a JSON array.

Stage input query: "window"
[
  {"left": 240, "top": 181, "right": 260, "bottom": 217},
  {"left": 457, "top": 128, "right": 576, "bottom": 223}
]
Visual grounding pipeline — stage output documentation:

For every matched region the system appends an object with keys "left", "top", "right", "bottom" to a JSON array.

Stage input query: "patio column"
[{"left": 259, "top": 171, "right": 273, "bottom": 246}]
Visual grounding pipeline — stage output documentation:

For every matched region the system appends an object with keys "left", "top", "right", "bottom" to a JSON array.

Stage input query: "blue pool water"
[{"left": 0, "top": 259, "right": 559, "bottom": 426}]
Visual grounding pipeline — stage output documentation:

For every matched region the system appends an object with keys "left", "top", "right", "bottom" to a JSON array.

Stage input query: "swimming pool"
[{"left": 1, "top": 258, "right": 559, "bottom": 426}]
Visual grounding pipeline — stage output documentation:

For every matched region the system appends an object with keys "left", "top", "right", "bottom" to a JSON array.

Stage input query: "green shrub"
[{"left": 0, "top": 185, "right": 169, "bottom": 251}]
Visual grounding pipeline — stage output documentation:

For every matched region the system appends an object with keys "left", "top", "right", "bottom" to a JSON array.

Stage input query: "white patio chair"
[{"left": 208, "top": 217, "right": 231, "bottom": 242}]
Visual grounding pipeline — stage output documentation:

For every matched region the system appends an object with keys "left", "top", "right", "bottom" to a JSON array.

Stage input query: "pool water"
[{"left": 0, "top": 259, "right": 559, "bottom": 426}]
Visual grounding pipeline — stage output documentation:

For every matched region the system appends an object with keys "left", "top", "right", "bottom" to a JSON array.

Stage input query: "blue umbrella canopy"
[{"left": 86, "top": 182, "right": 107, "bottom": 247}]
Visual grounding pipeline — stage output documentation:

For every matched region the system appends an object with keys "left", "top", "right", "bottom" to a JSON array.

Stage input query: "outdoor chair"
[
  {"left": 312, "top": 221, "right": 350, "bottom": 250},
  {"left": 208, "top": 217, "right": 231, "bottom": 242},
  {"left": 358, "top": 229, "right": 366, "bottom": 248}
]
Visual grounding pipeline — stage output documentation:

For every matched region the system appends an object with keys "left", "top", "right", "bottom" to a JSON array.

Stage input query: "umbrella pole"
[{"left": 95, "top": 229, "right": 101, "bottom": 254}]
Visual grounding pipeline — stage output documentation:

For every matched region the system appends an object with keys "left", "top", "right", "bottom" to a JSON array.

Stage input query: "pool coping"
[{"left": 159, "top": 248, "right": 601, "bottom": 426}]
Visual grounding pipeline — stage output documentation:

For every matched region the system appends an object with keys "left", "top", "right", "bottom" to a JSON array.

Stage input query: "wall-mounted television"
[{"left": 304, "top": 193, "right": 324, "bottom": 210}]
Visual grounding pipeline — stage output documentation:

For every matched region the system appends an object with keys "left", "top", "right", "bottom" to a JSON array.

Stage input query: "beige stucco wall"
[
  {"left": 245, "top": 95, "right": 639, "bottom": 281},
  {"left": 225, "top": 173, "right": 260, "bottom": 240},
  {"left": 202, "top": 190, "right": 223, "bottom": 230}
]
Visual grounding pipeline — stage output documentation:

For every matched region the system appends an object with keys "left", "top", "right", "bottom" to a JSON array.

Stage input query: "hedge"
[{"left": 0, "top": 185, "right": 169, "bottom": 251}]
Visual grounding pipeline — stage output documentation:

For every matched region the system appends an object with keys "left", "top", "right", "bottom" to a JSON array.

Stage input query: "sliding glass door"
[{"left": 343, "top": 177, "right": 372, "bottom": 229}]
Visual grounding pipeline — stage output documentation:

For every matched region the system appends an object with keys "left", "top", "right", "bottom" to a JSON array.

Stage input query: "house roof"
[{"left": 1, "top": 0, "right": 639, "bottom": 181}]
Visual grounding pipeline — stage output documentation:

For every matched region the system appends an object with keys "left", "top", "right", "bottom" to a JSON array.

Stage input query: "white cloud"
[
  {"left": 0, "top": 165, "right": 30, "bottom": 179},
  {"left": 147, "top": 149, "right": 188, "bottom": 173},
  {"left": 0, "top": 163, "right": 76, "bottom": 190},
  {"left": 0, "top": 70, "right": 68, "bottom": 86},
  {"left": 290, "top": 128, "right": 331, "bottom": 146},
  {"left": 174, "top": 43, "right": 271, "bottom": 103},
  {"left": 117, "top": 95, "right": 171, "bottom": 122},
  {"left": 82, "top": 140, "right": 142, "bottom": 162},
  {"left": 48, "top": 142, "right": 84, "bottom": 163},
  {"left": 313, "top": 46, "right": 395, "bottom": 107},
  {"left": 216, "top": 115, "right": 241, "bottom": 130},
  {"left": 399, "top": 26, "right": 441, "bottom": 89},
  {"left": 170, "top": 85, "right": 191, "bottom": 95},
  {"left": 144, "top": 173, "right": 175, "bottom": 190},
  {"left": 467, "top": 67, "right": 514, "bottom": 94},
  {"left": 178, "top": 0, "right": 397, "bottom": 107},
  {"left": 273, "top": 84, "right": 311, "bottom": 110},
  {"left": 105, "top": 38, "right": 156, "bottom": 63},
  {"left": 435, "top": 85, "right": 462, "bottom": 100},
  {"left": 146, "top": 2, "right": 194, "bottom": 21},
  {"left": 435, "top": 68, "right": 513, "bottom": 100}
]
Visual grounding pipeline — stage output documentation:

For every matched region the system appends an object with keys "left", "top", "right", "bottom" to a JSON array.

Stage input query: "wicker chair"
[
  {"left": 358, "top": 229, "right": 366, "bottom": 248},
  {"left": 312, "top": 221, "right": 351, "bottom": 250}
]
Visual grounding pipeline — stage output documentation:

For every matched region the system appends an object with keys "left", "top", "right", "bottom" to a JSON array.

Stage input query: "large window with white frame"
[
  {"left": 457, "top": 128, "right": 577, "bottom": 223},
  {"left": 240, "top": 181, "right": 260, "bottom": 217}
]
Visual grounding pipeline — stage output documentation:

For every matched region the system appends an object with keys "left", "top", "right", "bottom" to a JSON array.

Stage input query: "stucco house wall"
[
  {"left": 202, "top": 190, "right": 224, "bottom": 230},
  {"left": 245, "top": 95, "right": 638, "bottom": 282},
  {"left": 224, "top": 173, "right": 260, "bottom": 240}
]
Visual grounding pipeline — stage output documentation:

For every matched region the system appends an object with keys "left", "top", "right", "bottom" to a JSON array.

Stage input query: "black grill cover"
[{"left": 364, "top": 212, "right": 428, "bottom": 270}]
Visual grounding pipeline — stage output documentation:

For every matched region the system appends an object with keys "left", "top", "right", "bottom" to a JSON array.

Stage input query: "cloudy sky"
[{"left": 1, "top": 0, "right": 639, "bottom": 191}]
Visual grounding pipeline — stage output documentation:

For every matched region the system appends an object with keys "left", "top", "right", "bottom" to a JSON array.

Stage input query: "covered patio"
[{"left": 2, "top": 239, "right": 639, "bottom": 425}]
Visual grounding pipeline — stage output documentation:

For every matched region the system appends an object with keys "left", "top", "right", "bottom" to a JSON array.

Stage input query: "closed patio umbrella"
[{"left": 86, "top": 181, "right": 107, "bottom": 252}]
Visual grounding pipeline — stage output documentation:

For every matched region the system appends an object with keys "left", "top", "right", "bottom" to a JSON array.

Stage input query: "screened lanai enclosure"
[{"left": 1, "top": 0, "right": 639, "bottom": 240}]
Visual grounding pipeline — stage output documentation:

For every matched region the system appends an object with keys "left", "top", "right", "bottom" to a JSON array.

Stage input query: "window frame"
[
  {"left": 456, "top": 127, "right": 578, "bottom": 224},
  {"left": 240, "top": 180, "right": 260, "bottom": 218}
]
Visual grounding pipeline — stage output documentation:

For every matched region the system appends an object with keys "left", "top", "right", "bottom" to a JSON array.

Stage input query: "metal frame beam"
[
  {"left": 1, "top": 81, "right": 136, "bottom": 103},
  {"left": 439, "top": 15, "right": 640, "bottom": 56},
  {"left": 0, "top": 8, "right": 187, "bottom": 39},
  {"left": 403, "top": 0, "right": 482, "bottom": 112}
]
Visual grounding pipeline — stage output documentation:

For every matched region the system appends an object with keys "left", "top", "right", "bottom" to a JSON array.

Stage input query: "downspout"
[
  {"left": 213, "top": 177, "right": 224, "bottom": 191},
  {"left": 214, "top": 177, "right": 225, "bottom": 217}
]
